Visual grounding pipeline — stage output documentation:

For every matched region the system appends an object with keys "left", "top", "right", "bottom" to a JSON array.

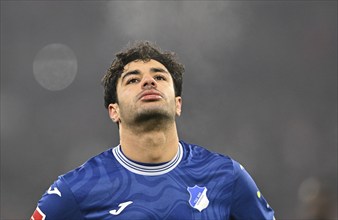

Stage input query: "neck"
[{"left": 119, "top": 121, "right": 179, "bottom": 163}]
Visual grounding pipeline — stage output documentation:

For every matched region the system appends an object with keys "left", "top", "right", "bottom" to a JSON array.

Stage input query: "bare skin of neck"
[{"left": 119, "top": 120, "right": 179, "bottom": 164}]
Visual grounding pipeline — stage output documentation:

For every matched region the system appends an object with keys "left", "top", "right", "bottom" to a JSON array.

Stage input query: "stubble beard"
[{"left": 119, "top": 101, "right": 176, "bottom": 132}]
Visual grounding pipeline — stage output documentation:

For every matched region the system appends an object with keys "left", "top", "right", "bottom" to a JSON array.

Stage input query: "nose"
[{"left": 142, "top": 76, "right": 157, "bottom": 89}]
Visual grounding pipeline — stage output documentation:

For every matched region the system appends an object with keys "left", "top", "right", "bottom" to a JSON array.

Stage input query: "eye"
[
  {"left": 154, "top": 75, "right": 166, "bottom": 81},
  {"left": 126, "top": 78, "right": 139, "bottom": 85}
]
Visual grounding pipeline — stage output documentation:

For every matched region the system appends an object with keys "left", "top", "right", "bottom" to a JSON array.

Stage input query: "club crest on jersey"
[{"left": 187, "top": 185, "right": 209, "bottom": 212}]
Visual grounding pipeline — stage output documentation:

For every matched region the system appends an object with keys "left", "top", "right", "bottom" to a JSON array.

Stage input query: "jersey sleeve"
[
  {"left": 31, "top": 177, "right": 84, "bottom": 220},
  {"left": 230, "top": 160, "right": 275, "bottom": 220}
]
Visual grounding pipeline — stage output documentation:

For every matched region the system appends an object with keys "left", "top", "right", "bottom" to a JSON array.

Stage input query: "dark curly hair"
[{"left": 101, "top": 41, "right": 185, "bottom": 109}]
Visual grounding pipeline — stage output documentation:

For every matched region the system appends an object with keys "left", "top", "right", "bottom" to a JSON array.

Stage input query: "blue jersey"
[{"left": 31, "top": 141, "right": 275, "bottom": 220}]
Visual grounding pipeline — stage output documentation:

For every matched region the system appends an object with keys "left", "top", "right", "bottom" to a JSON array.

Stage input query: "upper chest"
[{"left": 76, "top": 165, "right": 234, "bottom": 220}]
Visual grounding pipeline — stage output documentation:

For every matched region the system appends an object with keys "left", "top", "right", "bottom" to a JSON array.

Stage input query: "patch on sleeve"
[{"left": 30, "top": 206, "right": 46, "bottom": 220}]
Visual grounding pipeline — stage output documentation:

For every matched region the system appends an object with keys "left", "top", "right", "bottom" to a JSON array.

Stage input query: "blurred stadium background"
[{"left": 1, "top": 1, "right": 337, "bottom": 219}]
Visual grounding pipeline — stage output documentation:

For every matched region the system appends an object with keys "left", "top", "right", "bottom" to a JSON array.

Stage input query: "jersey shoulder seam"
[{"left": 59, "top": 176, "right": 86, "bottom": 220}]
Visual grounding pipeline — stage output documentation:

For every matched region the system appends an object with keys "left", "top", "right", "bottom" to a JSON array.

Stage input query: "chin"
[{"left": 135, "top": 108, "right": 173, "bottom": 124}]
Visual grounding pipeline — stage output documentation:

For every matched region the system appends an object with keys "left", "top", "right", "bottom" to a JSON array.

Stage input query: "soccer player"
[{"left": 31, "top": 41, "right": 275, "bottom": 220}]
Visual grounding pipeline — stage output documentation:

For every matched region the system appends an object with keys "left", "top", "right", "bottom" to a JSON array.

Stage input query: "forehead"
[{"left": 122, "top": 59, "right": 169, "bottom": 73}]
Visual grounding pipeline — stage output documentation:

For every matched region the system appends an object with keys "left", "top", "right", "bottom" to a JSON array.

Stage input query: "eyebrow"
[
  {"left": 121, "top": 70, "right": 140, "bottom": 82},
  {"left": 121, "top": 67, "right": 169, "bottom": 82}
]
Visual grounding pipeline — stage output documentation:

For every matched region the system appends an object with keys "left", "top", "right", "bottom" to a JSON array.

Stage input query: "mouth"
[{"left": 138, "top": 90, "right": 163, "bottom": 101}]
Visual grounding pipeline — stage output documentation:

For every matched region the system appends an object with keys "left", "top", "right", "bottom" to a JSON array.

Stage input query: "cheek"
[
  {"left": 116, "top": 85, "right": 129, "bottom": 101},
  {"left": 117, "top": 88, "right": 137, "bottom": 107},
  {"left": 163, "top": 83, "right": 176, "bottom": 96}
]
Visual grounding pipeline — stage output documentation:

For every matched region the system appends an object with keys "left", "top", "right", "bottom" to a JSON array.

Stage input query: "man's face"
[{"left": 108, "top": 59, "right": 182, "bottom": 126}]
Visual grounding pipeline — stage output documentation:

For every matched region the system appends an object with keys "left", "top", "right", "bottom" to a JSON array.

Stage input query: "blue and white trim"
[{"left": 112, "top": 143, "right": 183, "bottom": 176}]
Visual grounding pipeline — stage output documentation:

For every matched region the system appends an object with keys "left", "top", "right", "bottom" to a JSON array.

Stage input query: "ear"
[
  {"left": 175, "top": 97, "right": 182, "bottom": 116},
  {"left": 108, "top": 103, "right": 120, "bottom": 123}
]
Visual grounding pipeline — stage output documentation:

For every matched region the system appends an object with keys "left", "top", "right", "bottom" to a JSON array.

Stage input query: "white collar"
[{"left": 112, "top": 143, "right": 183, "bottom": 176}]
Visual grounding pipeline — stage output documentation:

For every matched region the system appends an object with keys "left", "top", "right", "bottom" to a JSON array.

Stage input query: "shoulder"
[
  {"left": 180, "top": 140, "right": 237, "bottom": 171},
  {"left": 179, "top": 141, "right": 275, "bottom": 219},
  {"left": 180, "top": 140, "right": 235, "bottom": 160},
  {"left": 180, "top": 140, "right": 230, "bottom": 158},
  {"left": 61, "top": 148, "right": 115, "bottom": 185},
  {"left": 31, "top": 148, "right": 116, "bottom": 220},
  {"left": 50, "top": 148, "right": 117, "bottom": 202}
]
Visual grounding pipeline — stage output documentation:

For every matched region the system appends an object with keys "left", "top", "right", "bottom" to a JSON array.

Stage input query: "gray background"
[{"left": 1, "top": 1, "right": 337, "bottom": 219}]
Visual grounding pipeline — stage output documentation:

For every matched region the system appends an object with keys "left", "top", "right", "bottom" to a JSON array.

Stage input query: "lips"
[{"left": 138, "top": 90, "right": 163, "bottom": 101}]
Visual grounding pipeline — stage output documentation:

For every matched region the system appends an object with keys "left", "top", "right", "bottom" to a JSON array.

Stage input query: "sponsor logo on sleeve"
[
  {"left": 47, "top": 186, "right": 62, "bottom": 197},
  {"left": 30, "top": 206, "right": 46, "bottom": 220}
]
